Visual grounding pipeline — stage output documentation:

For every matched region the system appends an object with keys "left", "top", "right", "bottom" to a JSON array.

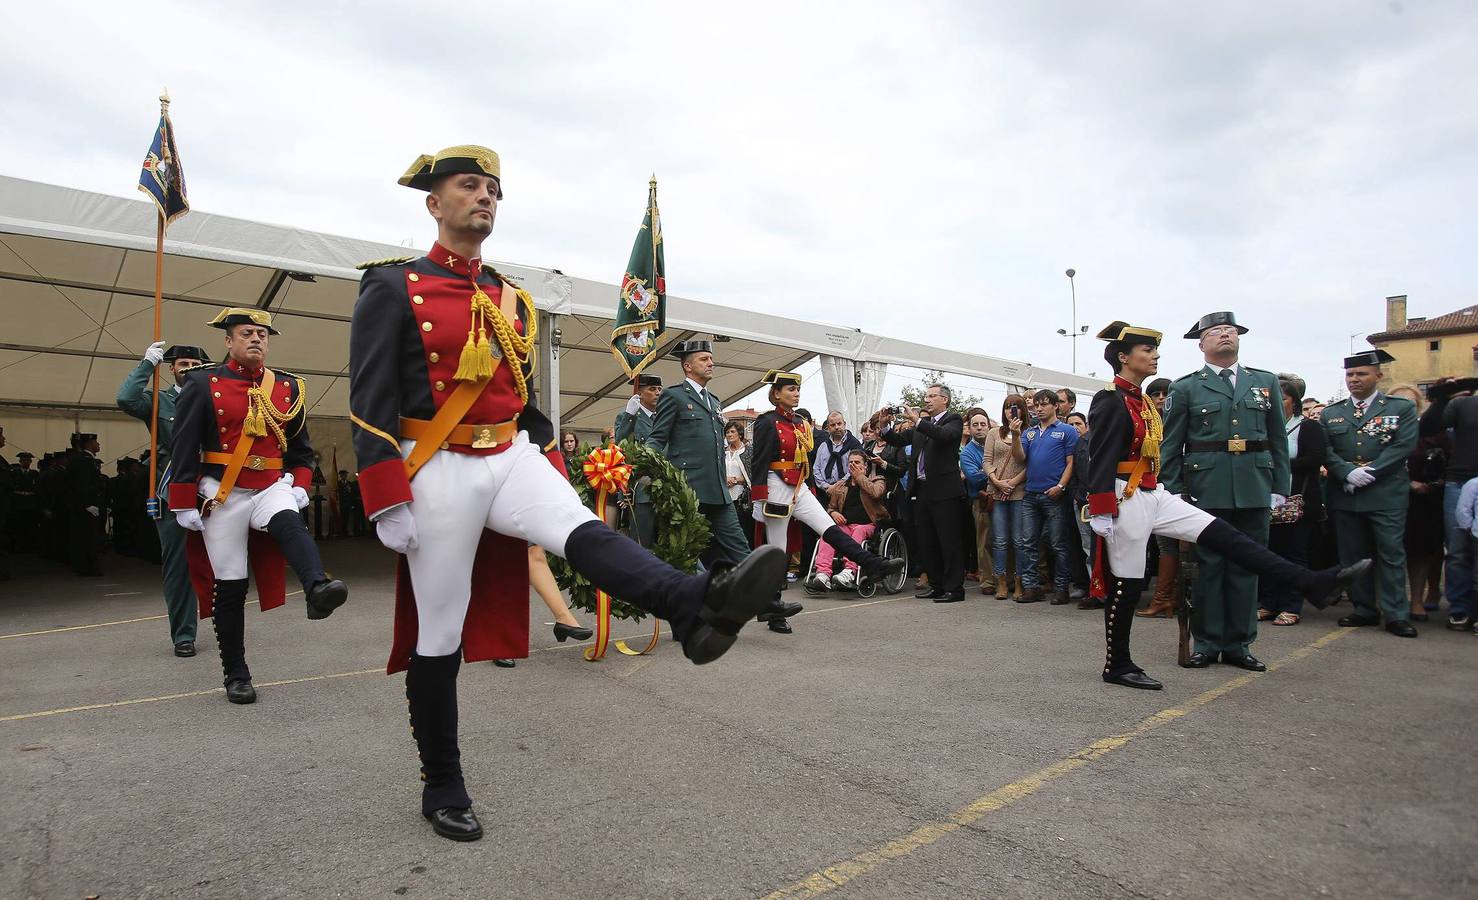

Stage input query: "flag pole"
[{"left": 146, "top": 90, "right": 169, "bottom": 519}]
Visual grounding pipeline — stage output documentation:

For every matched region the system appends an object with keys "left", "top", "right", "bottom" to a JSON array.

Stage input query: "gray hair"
[
  {"left": 928, "top": 384, "right": 952, "bottom": 401},
  {"left": 1277, "top": 373, "right": 1306, "bottom": 404}
]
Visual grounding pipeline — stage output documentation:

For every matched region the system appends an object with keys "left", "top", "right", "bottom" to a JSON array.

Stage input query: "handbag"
[{"left": 1270, "top": 493, "right": 1305, "bottom": 525}]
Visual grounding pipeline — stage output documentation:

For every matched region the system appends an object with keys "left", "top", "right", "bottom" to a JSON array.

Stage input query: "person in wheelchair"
[
  {"left": 751, "top": 371, "right": 907, "bottom": 629},
  {"left": 810, "top": 449, "right": 889, "bottom": 592}
]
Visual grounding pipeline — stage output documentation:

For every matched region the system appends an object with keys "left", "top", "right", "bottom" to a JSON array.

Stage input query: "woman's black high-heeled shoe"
[{"left": 553, "top": 622, "right": 594, "bottom": 642}]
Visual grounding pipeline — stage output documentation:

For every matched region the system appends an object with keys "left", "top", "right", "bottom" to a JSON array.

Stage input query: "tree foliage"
[{"left": 895, "top": 370, "right": 984, "bottom": 417}]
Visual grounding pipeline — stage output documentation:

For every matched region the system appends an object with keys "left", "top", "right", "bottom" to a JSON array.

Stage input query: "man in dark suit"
[{"left": 878, "top": 384, "right": 966, "bottom": 602}]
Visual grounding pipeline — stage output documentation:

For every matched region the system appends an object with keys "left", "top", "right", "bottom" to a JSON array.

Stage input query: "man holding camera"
[
  {"left": 878, "top": 386, "right": 966, "bottom": 603},
  {"left": 1421, "top": 374, "right": 1478, "bottom": 632}
]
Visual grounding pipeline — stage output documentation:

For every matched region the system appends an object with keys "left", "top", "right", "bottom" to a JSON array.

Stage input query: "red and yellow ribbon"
[{"left": 580, "top": 446, "right": 661, "bottom": 660}]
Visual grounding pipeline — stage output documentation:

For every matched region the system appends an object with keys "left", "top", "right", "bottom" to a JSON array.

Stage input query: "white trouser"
[
  {"left": 199, "top": 478, "right": 298, "bottom": 580},
  {"left": 755, "top": 472, "right": 836, "bottom": 548},
  {"left": 1104, "top": 479, "right": 1214, "bottom": 578},
  {"left": 401, "top": 435, "right": 600, "bottom": 656}
]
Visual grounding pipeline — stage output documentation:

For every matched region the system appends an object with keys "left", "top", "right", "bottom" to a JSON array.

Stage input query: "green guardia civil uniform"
[
  {"left": 645, "top": 342, "right": 749, "bottom": 567},
  {"left": 1160, "top": 315, "right": 1290, "bottom": 658},
  {"left": 116, "top": 347, "right": 210, "bottom": 646},
  {"left": 614, "top": 401, "right": 658, "bottom": 547},
  {"left": 1320, "top": 381, "right": 1418, "bottom": 623}
]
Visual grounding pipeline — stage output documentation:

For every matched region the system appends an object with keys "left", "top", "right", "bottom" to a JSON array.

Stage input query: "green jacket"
[
  {"left": 116, "top": 359, "right": 180, "bottom": 486},
  {"left": 1320, "top": 393, "right": 1418, "bottom": 511},
  {"left": 646, "top": 380, "right": 727, "bottom": 505},
  {"left": 614, "top": 407, "right": 656, "bottom": 444},
  {"left": 1160, "top": 363, "right": 1291, "bottom": 509}
]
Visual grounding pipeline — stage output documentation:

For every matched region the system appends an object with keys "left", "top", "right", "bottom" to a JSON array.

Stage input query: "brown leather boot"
[{"left": 1136, "top": 550, "right": 1179, "bottom": 618}]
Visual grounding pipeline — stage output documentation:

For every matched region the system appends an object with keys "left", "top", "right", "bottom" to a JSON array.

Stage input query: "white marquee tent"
[{"left": 0, "top": 175, "right": 1102, "bottom": 471}]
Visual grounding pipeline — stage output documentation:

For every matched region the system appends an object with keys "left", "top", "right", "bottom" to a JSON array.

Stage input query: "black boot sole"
[
  {"left": 306, "top": 579, "right": 348, "bottom": 620},
  {"left": 684, "top": 546, "right": 788, "bottom": 665}
]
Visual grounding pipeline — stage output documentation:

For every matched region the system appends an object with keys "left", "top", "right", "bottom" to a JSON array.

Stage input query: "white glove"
[
  {"left": 143, "top": 340, "right": 166, "bottom": 366},
  {"left": 277, "top": 472, "right": 295, "bottom": 488},
  {"left": 198, "top": 476, "right": 222, "bottom": 499},
  {"left": 1090, "top": 514, "right": 1114, "bottom": 541},
  {"left": 374, "top": 504, "right": 418, "bottom": 554},
  {"left": 1342, "top": 483, "right": 1356, "bottom": 495},
  {"left": 1346, "top": 466, "right": 1377, "bottom": 488},
  {"left": 1270, "top": 494, "right": 1287, "bottom": 509},
  {"left": 85, "top": 505, "right": 100, "bottom": 517},
  {"left": 175, "top": 508, "right": 204, "bottom": 532},
  {"left": 625, "top": 395, "right": 642, "bottom": 415},
  {"left": 291, "top": 486, "right": 310, "bottom": 510}
]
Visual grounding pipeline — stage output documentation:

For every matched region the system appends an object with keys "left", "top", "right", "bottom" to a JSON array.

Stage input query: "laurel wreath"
[{"left": 547, "top": 439, "right": 711, "bottom": 621}]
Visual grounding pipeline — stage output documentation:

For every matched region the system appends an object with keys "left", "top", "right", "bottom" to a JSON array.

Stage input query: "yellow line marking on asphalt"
[
  {"left": 760, "top": 627, "right": 1355, "bottom": 899},
  {"left": 2, "top": 592, "right": 908, "bottom": 721},
  {"left": 617, "top": 657, "right": 655, "bottom": 678},
  {"left": 0, "top": 594, "right": 296, "bottom": 640}
]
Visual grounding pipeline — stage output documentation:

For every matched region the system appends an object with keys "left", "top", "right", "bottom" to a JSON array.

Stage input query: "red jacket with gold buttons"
[
  {"left": 167, "top": 357, "right": 314, "bottom": 511},
  {"left": 348, "top": 243, "right": 561, "bottom": 518},
  {"left": 747, "top": 408, "right": 814, "bottom": 503}
]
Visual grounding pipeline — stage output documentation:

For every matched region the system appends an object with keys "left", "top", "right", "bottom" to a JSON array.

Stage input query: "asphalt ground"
[{"left": 2, "top": 539, "right": 1475, "bottom": 899}]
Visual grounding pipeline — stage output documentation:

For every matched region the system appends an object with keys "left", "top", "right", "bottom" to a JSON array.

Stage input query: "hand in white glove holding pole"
[{"left": 143, "top": 340, "right": 166, "bottom": 366}]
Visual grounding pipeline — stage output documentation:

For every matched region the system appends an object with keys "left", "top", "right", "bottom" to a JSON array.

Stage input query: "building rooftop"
[{"left": 1369, "top": 305, "right": 1478, "bottom": 343}]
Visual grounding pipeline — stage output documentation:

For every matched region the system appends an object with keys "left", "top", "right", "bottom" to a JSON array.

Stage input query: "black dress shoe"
[
  {"left": 774, "top": 600, "right": 804, "bottom": 618},
  {"left": 933, "top": 592, "right": 966, "bottom": 603},
  {"left": 1104, "top": 670, "right": 1163, "bottom": 690},
  {"left": 915, "top": 588, "right": 945, "bottom": 599},
  {"left": 1221, "top": 653, "right": 1266, "bottom": 672},
  {"left": 173, "top": 641, "right": 196, "bottom": 658},
  {"left": 1385, "top": 620, "right": 1418, "bottom": 638},
  {"left": 492, "top": 659, "right": 516, "bottom": 668},
  {"left": 1309, "top": 559, "right": 1372, "bottom": 610},
  {"left": 683, "top": 545, "right": 788, "bottom": 665},
  {"left": 225, "top": 678, "right": 256, "bottom": 704},
  {"left": 1049, "top": 591, "right": 1071, "bottom": 605},
  {"left": 553, "top": 622, "right": 593, "bottom": 642},
  {"left": 1337, "top": 613, "right": 1381, "bottom": 627},
  {"left": 861, "top": 557, "right": 906, "bottom": 590},
  {"left": 767, "top": 617, "right": 793, "bottom": 634},
  {"left": 305, "top": 578, "right": 348, "bottom": 620},
  {"left": 1179, "top": 651, "right": 1216, "bottom": 668},
  {"left": 424, "top": 807, "right": 483, "bottom": 842}
]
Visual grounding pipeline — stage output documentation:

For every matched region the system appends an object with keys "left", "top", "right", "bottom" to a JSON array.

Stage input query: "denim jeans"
[
  {"left": 1443, "top": 482, "right": 1472, "bottom": 619},
  {"left": 989, "top": 499, "right": 1023, "bottom": 576},
  {"left": 1021, "top": 491, "right": 1071, "bottom": 590}
]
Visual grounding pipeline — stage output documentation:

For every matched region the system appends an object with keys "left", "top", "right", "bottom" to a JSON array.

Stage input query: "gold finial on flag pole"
[{"left": 160, "top": 88, "right": 171, "bottom": 110}]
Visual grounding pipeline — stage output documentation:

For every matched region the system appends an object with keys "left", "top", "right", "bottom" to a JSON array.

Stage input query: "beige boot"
[{"left": 1137, "top": 551, "right": 1179, "bottom": 618}]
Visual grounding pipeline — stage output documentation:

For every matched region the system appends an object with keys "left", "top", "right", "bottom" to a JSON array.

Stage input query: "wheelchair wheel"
[{"left": 859, "top": 526, "right": 908, "bottom": 598}]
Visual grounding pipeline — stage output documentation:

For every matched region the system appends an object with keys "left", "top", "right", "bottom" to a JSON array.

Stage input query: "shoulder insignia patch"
[{"left": 355, "top": 256, "right": 415, "bottom": 270}]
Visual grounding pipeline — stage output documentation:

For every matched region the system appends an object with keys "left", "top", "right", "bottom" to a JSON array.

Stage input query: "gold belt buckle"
[
  {"left": 471, "top": 426, "right": 501, "bottom": 450},
  {"left": 1226, "top": 439, "right": 1247, "bottom": 453},
  {"left": 247, "top": 456, "right": 265, "bottom": 470}
]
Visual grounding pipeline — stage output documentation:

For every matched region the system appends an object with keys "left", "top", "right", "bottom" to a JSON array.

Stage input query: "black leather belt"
[{"left": 1186, "top": 439, "right": 1267, "bottom": 454}]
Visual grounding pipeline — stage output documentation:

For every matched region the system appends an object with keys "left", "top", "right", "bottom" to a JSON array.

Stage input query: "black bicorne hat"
[
  {"left": 399, "top": 145, "right": 503, "bottom": 198},
  {"left": 1343, "top": 348, "right": 1396, "bottom": 369},
  {"left": 1184, "top": 311, "right": 1248, "bottom": 339}
]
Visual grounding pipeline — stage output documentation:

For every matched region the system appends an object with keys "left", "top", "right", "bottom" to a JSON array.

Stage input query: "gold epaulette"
[{"left": 355, "top": 256, "right": 415, "bottom": 270}]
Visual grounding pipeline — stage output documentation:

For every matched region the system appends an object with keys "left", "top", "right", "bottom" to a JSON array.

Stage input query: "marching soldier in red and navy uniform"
[
  {"left": 168, "top": 308, "right": 348, "bottom": 706},
  {"left": 749, "top": 371, "right": 903, "bottom": 632},
  {"left": 349, "top": 145, "right": 786, "bottom": 842},
  {"left": 1085, "top": 322, "right": 1369, "bottom": 690}
]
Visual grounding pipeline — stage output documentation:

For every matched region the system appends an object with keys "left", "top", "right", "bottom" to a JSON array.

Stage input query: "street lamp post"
[{"left": 1057, "top": 268, "right": 1085, "bottom": 372}]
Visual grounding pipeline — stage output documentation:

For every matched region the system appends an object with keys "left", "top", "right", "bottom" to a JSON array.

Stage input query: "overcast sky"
[{"left": 4, "top": 0, "right": 1475, "bottom": 414}]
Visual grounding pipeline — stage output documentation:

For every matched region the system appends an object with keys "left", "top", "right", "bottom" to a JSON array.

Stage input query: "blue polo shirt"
[{"left": 1021, "top": 420, "right": 1078, "bottom": 493}]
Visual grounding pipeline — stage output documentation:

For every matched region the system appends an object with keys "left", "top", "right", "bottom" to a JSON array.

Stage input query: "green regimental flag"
[{"left": 611, "top": 177, "right": 666, "bottom": 378}]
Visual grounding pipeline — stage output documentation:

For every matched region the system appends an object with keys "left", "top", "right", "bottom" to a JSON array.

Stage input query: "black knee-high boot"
[
  {"left": 211, "top": 578, "right": 251, "bottom": 685},
  {"left": 562, "top": 520, "right": 705, "bottom": 638},
  {"left": 1198, "top": 518, "right": 1366, "bottom": 609},
  {"left": 266, "top": 510, "right": 325, "bottom": 593},
  {"left": 1103, "top": 577, "right": 1143, "bottom": 679},
  {"left": 406, "top": 651, "right": 471, "bottom": 815}
]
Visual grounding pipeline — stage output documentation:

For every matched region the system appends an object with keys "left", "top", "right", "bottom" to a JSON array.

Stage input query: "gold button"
[
  {"left": 435, "top": 380, "right": 446, "bottom": 391},
  {"left": 220, "top": 426, "right": 227, "bottom": 432},
  {"left": 429, "top": 352, "right": 440, "bottom": 363},
  {"left": 214, "top": 392, "right": 222, "bottom": 398},
  {"left": 413, "top": 295, "right": 424, "bottom": 305},
  {"left": 408, "top": 273, "right": 420, "bottom": 282},
  {"left": 211, "top": 376, "right": 218, "bottom": 383},
  {"left": 218, "top": 409, "right": 226, "bottom": 415},
  {"left": 422, "top": 321, "right": 433, "bottom": 332},
  {"left": 440, "top": 441, "right": 450, "bottom": 450}
]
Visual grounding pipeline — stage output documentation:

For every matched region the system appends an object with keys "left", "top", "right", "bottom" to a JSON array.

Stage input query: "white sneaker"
[
  {"left": 806, "top": 573, "right": 832, "bottom": 592},
  {"left": 834, "top": 569, "right": 858, "bottom": 590}
]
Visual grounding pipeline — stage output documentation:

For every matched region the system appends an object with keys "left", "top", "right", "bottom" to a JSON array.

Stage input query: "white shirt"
[
  {"left": 1285, "top": 414, "right": 1303, "bottom": 456},
  {"left": 685, "top": 378, "right": 714, "bottom": 413},
  {"left": 724, "top": 444, "right": 749, "bottom": 501}
]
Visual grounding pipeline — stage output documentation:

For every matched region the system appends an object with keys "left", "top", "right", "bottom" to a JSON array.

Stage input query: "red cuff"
[
  {"left": 545, "top": 448, "right": 568, "bottom": 478},
  {"left": 1087, "top": 491, "right": 1119, "bottom": 517},
  {"left": 750, "top": 484, "right": 768, "bottom": 502},
  {"left": 359, "top": 458, "right": 413, "bottom": 517},
  {"left": 290, "top": 466, "right": 312, "bottom": 490},
  {"left": 168, "top": 482, "right": 198, "bottom": 511}
]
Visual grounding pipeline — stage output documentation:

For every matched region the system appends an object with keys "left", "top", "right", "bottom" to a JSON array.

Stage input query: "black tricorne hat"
[
  {"left": 1343, "top": 348, "right": 1396, "bottom": 369},
  {"left": 670, "top": 340, "right": 714, "bottom": 359},
  {"left": 163, "top": 344, "right": 211, "bottom": 363},
  {"left": 1184, "top": 311, "right": 1248, "bottom": 339},
  {"left": 399, "top": 145, "right": 503, "bottom": 198},
  {"left": 631, "top": 373, "right": 663, "bottom": 387}
]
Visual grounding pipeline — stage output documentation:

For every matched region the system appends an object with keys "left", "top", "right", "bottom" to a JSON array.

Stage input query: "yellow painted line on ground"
[
  {"left": 760, "top": 627, "right": 1355, "bottom": 899},
  {"left": 0, "top": 594, "right": 295, "bottom": 640}
]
